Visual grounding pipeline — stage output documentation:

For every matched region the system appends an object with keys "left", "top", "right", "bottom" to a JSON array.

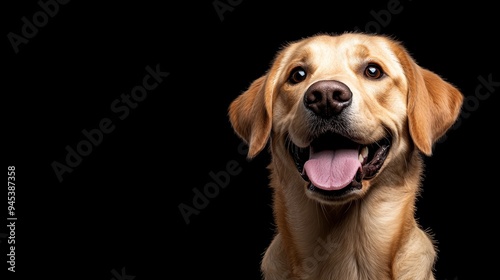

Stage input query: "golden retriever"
[{"left": 228, "top": 32, "right": 463, "bottom": 280}]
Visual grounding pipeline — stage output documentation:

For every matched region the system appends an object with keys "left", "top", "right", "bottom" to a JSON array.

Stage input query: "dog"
[{"left": 228, "top": 32, "right": 463, "bottom": 280}]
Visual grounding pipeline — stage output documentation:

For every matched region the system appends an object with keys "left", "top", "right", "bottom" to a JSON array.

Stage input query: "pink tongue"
[{"left": 303, "top": 149, "right": 361, "bottom": 190}]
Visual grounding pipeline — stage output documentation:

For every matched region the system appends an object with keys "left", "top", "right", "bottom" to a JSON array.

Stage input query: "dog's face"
[{"left": 229, "top": 33, "right": 462, "bottom": 205}]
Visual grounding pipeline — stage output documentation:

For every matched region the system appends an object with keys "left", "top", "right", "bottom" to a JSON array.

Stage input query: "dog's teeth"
[
  {"left": 361, "top": 146, "right": 369, "bottom": 158},
  {"left": 358, "top": 154, "right": 364, "bottom": 163}
]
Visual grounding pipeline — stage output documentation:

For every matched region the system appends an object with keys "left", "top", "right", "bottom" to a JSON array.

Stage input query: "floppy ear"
[
  {"left": 228, "top": 76, "right": 272, "bottom": 159},
  {"left": 229, "top": 55, "right": 286, "bottom": 158},
  {"left": 228, "top": 46, "right": 289, "bottom": 159},
  {"left": 398, "top": 47, "right": 464, "bottom": 156}
]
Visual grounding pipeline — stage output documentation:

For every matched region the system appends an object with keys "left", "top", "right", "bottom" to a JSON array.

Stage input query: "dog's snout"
[{"left": 304, "top": 80, "right": 352, "bottom": 117}]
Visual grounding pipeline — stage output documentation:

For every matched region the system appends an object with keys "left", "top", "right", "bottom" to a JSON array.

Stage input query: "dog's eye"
[
  {"left": 364, "top": 64, "right": 384, "bottom": 79},
  {"left": 289, "top": 67, "right": 307, "bottom": 84}
]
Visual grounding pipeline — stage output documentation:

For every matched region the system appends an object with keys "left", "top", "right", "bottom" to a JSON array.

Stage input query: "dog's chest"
[
  {"left": 285, "top": 199, "right": 397, "bottom": 279},
  {"left": 295, "top": 227, "right": 392, "bottom": 280}
]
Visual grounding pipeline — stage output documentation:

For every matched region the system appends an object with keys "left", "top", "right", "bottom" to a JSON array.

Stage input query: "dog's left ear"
[
  {"left": 228, "top": 53, "right": 283, "bottom": 159},
  {"left": 397, "top": 45, "right": 464, "bottom": 156}
]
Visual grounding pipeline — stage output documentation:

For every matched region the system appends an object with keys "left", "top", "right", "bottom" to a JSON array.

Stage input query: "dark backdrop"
[{"left": 4, "top": 1, "right": 498, "bottom": 279}]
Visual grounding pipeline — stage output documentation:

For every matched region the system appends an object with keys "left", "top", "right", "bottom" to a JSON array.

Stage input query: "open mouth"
[{"left": 289, "top": 132, "right": 391, "bottom": 196}]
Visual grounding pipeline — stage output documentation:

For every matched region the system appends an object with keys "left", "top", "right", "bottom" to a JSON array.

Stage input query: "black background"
[{"left": 4, "top": 1, "right": 499, "bottom": 279}]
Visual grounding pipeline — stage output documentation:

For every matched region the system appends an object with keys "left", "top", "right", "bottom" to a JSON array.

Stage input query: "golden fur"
[{"left": 228, "top": 32, "right": 463, "bottom": 280}]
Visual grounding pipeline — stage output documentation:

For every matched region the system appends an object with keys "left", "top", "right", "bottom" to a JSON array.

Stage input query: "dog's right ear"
[
  {"left": 228, "top": 74, "right": 274, "bottom": 159},
  {"left": 228, "top": 44, "right": 291, "bottom": 158}
]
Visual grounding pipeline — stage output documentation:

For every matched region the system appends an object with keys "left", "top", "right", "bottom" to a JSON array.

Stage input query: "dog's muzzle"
[{"left": 288, "top": 80, "right": 391, "bottom": 196}]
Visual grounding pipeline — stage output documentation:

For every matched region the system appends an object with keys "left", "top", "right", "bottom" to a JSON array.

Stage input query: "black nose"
[{"left": 304, "top": 80, "right": 352, "bottom": 118}]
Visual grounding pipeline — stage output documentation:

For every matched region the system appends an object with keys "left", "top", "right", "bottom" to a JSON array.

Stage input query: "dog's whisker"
[{"left": 320, "top": 203, "right": 329, "bottom": 222}]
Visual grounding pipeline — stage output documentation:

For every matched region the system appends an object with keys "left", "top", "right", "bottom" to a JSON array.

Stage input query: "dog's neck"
[{"left": 268, "top": 151, "right": 424, "bottom": 279}]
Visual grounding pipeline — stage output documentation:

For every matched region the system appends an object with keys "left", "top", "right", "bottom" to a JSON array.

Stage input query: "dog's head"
[{"left": 229, "top": 33, "right": 463, "bottom": 204}]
